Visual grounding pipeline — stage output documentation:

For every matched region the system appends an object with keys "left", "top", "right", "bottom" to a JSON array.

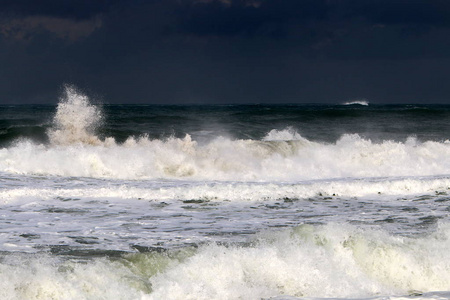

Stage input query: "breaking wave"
[
  {"left": 1, "top": 87, "right": 450, "bottom": 183},
  {"left": 1, "top": 223, "right": 450, "bottom": 300},
  {"left": 144, "top": 223, "right": 450, "bottom": 299},
  {"left": 2, "top": 131, "right": 450, "bottom": 181}
]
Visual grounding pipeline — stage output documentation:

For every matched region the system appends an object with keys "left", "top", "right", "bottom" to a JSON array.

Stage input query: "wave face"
[{"left": 2, "top": 86, "right": 450, "bottom": 300}]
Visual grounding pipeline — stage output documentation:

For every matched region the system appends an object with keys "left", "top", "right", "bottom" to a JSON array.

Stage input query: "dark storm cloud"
[
  {"left": 0, "top": 0, "right": 450, "bottom": 104},
  {"left": 0, "top": 0, "right": 113, "bottom": 20},
  {"left": 1, "top": 0, "right": 449, "bottom": 45},
  {"left": 352, "top": 0, "right": 450, "bottom": 27},
  {"left": 0, "top": 0, "right": 124, "bottom": 43},
  {"left": 174, "top": 0, "right": 328, "bottom": 38},
  {"left": 178, "top": 1, "right": 450, "bottom": 46}
]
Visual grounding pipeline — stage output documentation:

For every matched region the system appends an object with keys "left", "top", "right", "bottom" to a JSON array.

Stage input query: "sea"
[{"left": 0, "top": 86, "right": 449, "bottom": 299}]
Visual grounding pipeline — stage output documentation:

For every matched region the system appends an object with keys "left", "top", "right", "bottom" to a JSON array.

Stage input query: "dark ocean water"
[
  {"left": 0, "top": 89, "right": 450, "bottom": 299},
  {"left": 2, "top": 102, "right": 450, "bottom": 146}
]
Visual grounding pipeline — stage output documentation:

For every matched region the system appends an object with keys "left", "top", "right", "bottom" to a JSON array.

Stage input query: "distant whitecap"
[{"left": 342, "top": 99, "right": 369, "bottom": 106}]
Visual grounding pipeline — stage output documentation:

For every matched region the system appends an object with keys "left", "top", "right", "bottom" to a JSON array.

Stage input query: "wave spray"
[{"left": 47, "top": 85, "right": 104, "bottom": 145}]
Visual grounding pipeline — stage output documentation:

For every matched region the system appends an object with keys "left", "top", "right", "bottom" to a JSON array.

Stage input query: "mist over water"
[{"left": 0, "top": 86, "right": 450, "bottom": 299}]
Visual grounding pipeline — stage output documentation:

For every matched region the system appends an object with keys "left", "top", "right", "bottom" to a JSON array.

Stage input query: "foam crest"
[
  {"left": 0, "top": 254, "right": 144, "bottom": 300},
  {"left": 0, "top": 225, "right": 449, "bottom": 299},
  {"left": 47, "top": 85, "right": 105, "bottom": 146},
  {"left": 262, "top": 127, "right": 308, "bottom": 142},
  {"left": 144, "top": 223, "right": 450, "bottom": 299},
  {"left": 342, "top": 99, "right": 369, "bottom": 106},
  {"left": 3, "top": 132, "right": 450, "bottom": 181}
]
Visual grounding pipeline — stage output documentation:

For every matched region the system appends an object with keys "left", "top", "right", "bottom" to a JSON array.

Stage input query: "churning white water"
[{"left": 0, "top": 86, "right": 449, "bottom": 299}]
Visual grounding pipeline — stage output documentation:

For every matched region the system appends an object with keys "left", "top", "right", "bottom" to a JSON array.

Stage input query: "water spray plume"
[{"left": 48, "top": 85, "right": 103, "bottom": 145}]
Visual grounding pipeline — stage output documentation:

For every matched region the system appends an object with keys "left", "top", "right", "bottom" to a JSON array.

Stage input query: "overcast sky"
[{"left": 1, "top": 0, "right": 450, "bottom": 104}]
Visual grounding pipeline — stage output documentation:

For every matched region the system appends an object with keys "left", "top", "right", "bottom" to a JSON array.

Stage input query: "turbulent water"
[{"left": 0, "top": 86, "right": 450, "bottom": 299}]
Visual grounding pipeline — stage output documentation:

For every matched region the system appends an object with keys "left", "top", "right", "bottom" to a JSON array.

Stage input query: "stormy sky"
[{"left": 1, "top": 0, "right": 450, "bottom": 104}]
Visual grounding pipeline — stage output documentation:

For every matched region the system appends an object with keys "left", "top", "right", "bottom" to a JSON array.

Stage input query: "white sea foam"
[
  {"left": 0, "top": 224, "right": 449, "bottom": 300},
  {"left": 2, "top": 88, "right": 449, "bottom": 300},
  {"left": 144, "top": 223, "right": 450, "bottom": 299},
  {"left": 0, "top": 176, "right": 449, "bottom": 203},
  {"left": 262, "top": 127, "right": 308, "bottom": 142},
  {"left": 0, "top": 254, "right": 144, "bottom": 300},
  {"left": 2, "top": 132, "right": 450, "bottom": 181}
]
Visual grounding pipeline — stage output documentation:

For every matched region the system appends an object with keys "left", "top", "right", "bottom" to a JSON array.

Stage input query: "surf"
[
  {"left": 3, "top": 131, "right": 450, "bottom": 181},
  {"left": 1, "top": 223, "right": 450, "bottom": 300},
  {"left": 2, "top": 87, "right": 450, "bottom": 183}
]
